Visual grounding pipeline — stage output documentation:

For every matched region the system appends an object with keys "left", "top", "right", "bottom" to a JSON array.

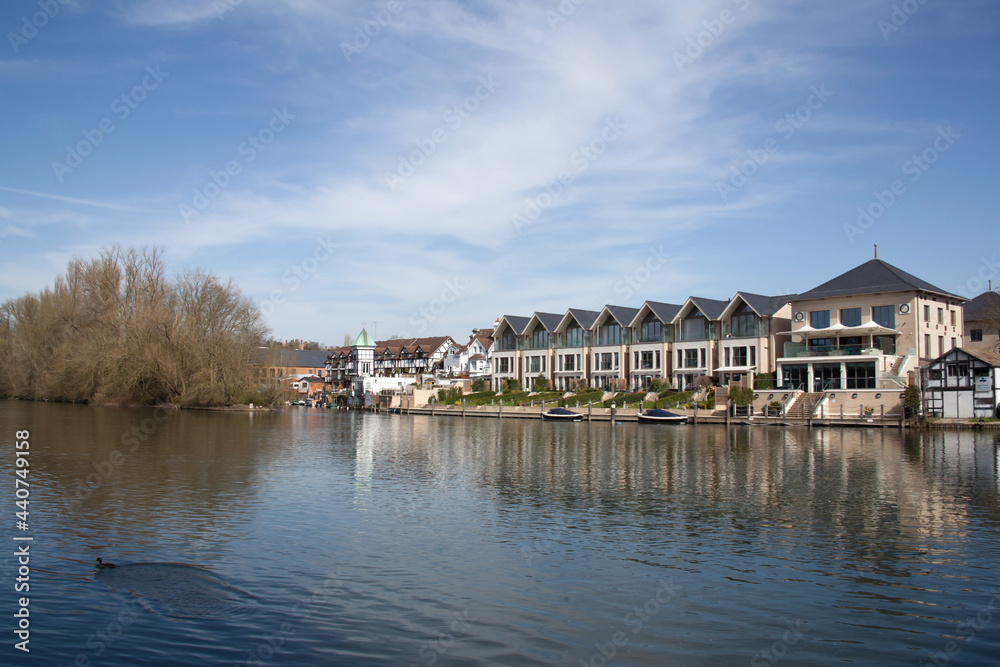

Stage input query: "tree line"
[{"left": 0, "top": 246, "right": 281, "bottom": 406}]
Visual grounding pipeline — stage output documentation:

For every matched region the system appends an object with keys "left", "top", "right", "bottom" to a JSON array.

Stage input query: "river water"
[{"left": 2, "top": 400, "right": 999, "bottom": 666}]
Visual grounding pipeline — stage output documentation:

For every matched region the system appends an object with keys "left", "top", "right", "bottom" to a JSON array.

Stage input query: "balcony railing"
[
  {"left": 723, "top": 321, "right": 770, "bottom": 338},
  {"left": 782, "top": 343, "right": 885, "bottom": 358}
]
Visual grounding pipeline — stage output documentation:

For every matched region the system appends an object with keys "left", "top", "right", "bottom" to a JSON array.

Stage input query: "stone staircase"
[{"left": 784, "top": 392, "right": 825, "bottom": 419}]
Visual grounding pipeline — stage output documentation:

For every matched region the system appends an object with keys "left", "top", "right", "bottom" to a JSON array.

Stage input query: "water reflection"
[{"left": 3, "top": 401, "right": 999, "bottom": 666}]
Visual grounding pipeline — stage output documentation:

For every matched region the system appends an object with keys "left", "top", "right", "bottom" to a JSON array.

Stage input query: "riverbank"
[{"left": 393, "top": 403, "right": 1000, "bottom": 430}]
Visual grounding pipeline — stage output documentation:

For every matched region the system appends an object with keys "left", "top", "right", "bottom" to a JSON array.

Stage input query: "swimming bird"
[{"left": 96, "top": 558, "right": 116, "bottom": 569}]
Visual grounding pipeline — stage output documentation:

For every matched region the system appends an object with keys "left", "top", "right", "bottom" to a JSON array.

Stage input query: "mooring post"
[{"left": 588, "top": 400, "right": 592, "bottom": 422}]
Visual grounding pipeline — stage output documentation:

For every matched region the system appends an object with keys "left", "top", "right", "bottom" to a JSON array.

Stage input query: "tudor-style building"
[
  {"left": 777, "top": 258, "right": 965, "bottom": 393},
  {"left": 922, "top": 347, "right": 1000, "bottom": 419}
]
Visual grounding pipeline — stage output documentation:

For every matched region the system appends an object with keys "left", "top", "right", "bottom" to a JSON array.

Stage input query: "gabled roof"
[
  {"left": 793, "top": 259, "right": 962, "bottom": 301},
  {"left": 928, "top": 346, "right": 1000, "bottom": 368},
  {"left": 720, "top": 292, "right": 790, "bottom": 320},
  {"left": 557, "top": 308, "right": 601, "bottom": 332},
  {"left": 527, "top": 311, "right": 564, "bottom": 332},
  {"left": 603, "top": 305, "right": 640, "bottom": 327},
  {"left": 630, "top": 300, "right": 682, "bottom": 327},
  {"left": 497, "top": 315, "right": 531, "bottom": 335},
  {"left": 674, "top": 296, "right": 728, "bottom": 322},
  {"left": 965, "top": 291, "right": 1000, "bottom": 321}
]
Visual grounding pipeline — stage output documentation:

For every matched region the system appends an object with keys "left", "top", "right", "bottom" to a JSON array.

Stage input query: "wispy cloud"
[{"left": 0, "top": 187, "right": 144, "bottom": 212}]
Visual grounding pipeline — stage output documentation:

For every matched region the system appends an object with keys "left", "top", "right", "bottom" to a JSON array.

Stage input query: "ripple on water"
[{"left": 95, "top": 562, "right": 257, "bottom": 620}]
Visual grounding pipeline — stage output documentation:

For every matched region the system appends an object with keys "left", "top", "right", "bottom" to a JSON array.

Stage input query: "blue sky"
[{"left": 1, "top": 0, "right": 997, "bottom": 345}]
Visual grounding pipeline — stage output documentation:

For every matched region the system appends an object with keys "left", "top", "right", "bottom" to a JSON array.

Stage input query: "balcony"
[{"left": 782, "top": 343, "right": 885, "bottom": 358}]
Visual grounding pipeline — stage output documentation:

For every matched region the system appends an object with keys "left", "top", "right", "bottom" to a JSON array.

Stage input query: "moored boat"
[
  {"left": 542, "top": 407, "right": 584, "bottom": 421},
  {"left": 638, "top": 408, "right": 688, "bottom": 423}
]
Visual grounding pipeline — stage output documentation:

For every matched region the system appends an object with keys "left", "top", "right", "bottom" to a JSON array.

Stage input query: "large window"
[
  {"left": 732, "top": 347, "right": 748, "bottom": 366},
  {"left": 840, "top": 307, "right": 862, "bottom": 327},
  {"left": 681, "top": 312, "right": 709, "bottom": 341},
  {"left": 730, "top": 303, "right": 760, "bottom": 338},
  {"left": 498, "top": 357, "right": 510, "bottom": 373},
  {"left": 845, "top": 361, "right": 876, "bottom": 389},
  {"left": 528, "top": 327, "right": 549, "bottom": 349},
  {"left": 639, "top": 314, "right": 662, "bottom": 342},
  {"left": 640, "top": 351, "right": 655, "bottom": 369},
  {"left": 499, "top": 330, "right": 517, "bottom": 351},
  {"left": 872, "top": 305, "right": 895, "bottom": 329},
  {"left": 599, "top": 323, "right": 622, "bottom": 346},
  {"left": 810, "top": 310, "right": 830, "bottom": 328},
  {"left": 564, "top": 324, "right": 585, "bottom": 347},
  {"left": 562, "top": 355, "right": 576, "bottom": 371},
  {"left": 971, "top": 329, "right": 983, "bottom": 342},
  {"left": 600, "top": 353, "right": 614, "bottom": 371},
  {"left": 684, "top": 349, "right": 700, "bottom": 368}
]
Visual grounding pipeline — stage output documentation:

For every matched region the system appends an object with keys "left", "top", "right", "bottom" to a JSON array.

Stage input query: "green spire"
[{"left": 352, "top": 328, "right": 375, "bottom": 347}]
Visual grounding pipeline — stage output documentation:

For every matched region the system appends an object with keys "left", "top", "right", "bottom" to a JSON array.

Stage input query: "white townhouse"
[
  {"left": 715, "top": 292, "right": 792, "bottom": 387},
  {"left": 553, "top": 308, "right": 601, "bottom": 391},
  {"left": 520, "top": 312, "right": 562, "bottom": 390},
  {"left": 627, "top": 301, "right": 681, "bottom": 391},
  {"left": 671, "top": 297, "right": 728, "bottom": 390},
  {"left": 590, "top": 305, "right": 639, "bottom": 391},
  {"left": 492, "top": 315, "right": 530, "bottom": 392}
]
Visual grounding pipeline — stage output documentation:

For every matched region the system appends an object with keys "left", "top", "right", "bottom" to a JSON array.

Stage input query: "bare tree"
[{"left": 0, "top": 246, "right": 273, "bottom": 406}]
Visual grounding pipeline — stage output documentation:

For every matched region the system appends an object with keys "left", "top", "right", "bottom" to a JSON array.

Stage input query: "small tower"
[{"left": 352, "top": 327, "right": 376, "bottom": 377}]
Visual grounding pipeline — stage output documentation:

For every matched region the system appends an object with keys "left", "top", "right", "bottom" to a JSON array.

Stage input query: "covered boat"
[
  {"left": 542, "top": 407, "right": 584, "bottom": 421},
  {"left": 638, "top": 408, "right": 688, "bottom": 423}
]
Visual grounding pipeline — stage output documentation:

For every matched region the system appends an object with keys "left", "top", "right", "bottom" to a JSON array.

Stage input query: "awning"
[
  {"left": 714, "top": 365, "right": 757, "bottom": 373},
  {"left": 796, "top": 321, "right": 901, "bottom": 338}
]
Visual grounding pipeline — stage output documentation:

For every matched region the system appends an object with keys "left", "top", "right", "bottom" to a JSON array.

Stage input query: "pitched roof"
[
  {"left": 688, "top": 296, "right": 729, "bottom": 320},
  {"left": 353, "top": 328, "right": 376, "bottom": 347},
  {"left": 642, "top": 301, "right": 682, "bottom": 323},
  {"left": 261, "top": 348, "right": 332, "bottom": 368},
  {"left": 498, "top": 315, "right": 531, "bottom": 334},
  {"left": 734, "top": 292, "right": 790, "bottom": 318},
  {"left": 564, "top": 308, "right": 601, "bottom": 330},
  {"left": 964, "top": 347, "right": 1000, "bottom": 366},
  {"left": 965, "top": 291, "right": 1000, "bottom": 321},
  {"left": 532, "top": 312, "right": 564, "bottom": 332},
  {"left": 604, "top": 305, "right": 640, "bottom": 327},
  {"left": 793, "top": 259, "right": 961, "bottom": 301}
]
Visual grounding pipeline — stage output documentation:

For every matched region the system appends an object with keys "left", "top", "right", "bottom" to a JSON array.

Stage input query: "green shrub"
[
  {"left": 754, "top": 373, "right": 776, "bottom": 389},
  {"left": 729, "top": 387, "right": 755, "bottom": 406}
]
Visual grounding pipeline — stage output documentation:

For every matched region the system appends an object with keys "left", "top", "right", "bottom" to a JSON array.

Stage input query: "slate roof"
[
  {"left": 793, "top": 259, "right": 961, "bottom": 301},
  {"left": 261, "top": 348, "right": 332, "bottom": 368},
  {"left": 688, "top": 297, "right": 729, "bottom": 320},
  {"left": 643, "top": 301, "right": 682, "bottom": 323},
  {"left": 499, "top": 315, "right": 531, "bottom": 334},
  {"left": 565, "top": 308, "right": 601, "bottom": 329},
  {"left": 965, "top": 291, "right": 1000, "bottom": 321},
  {"left": 735, "top": 292, "right": 790, "bottom": 318},
  {"left": 533, "top": 312, "right": 564, "bottom": 332},
  {"left": 604, "top": 305, "right": 640, "bottom": 326}
]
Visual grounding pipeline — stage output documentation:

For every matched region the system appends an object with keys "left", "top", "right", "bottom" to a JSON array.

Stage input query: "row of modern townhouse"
[{"left": 492, "top": 257, "right": 968, "bottom": 395}]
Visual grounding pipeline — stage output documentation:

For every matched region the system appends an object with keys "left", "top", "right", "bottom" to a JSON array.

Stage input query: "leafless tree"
[{"left": 0, "top": 246, "right": 273, "bottom": 406}]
